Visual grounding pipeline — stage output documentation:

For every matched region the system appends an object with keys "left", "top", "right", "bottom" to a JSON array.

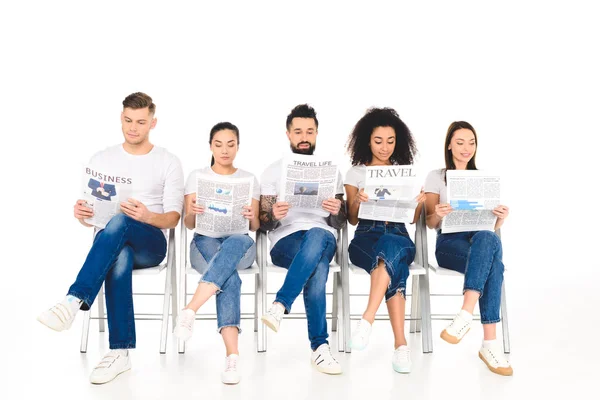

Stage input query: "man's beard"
[{"left": 291, "top": 141, "right": 316, "bottom": 155}]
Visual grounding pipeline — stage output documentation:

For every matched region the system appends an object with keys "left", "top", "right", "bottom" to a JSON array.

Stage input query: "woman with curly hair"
[{"left": 344, "top": 107, "right": 423, "bottom": 373}]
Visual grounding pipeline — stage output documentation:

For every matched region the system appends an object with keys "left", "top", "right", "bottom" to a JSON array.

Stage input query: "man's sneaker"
[
  {"left": 350, "top": 318, "right": 372, "bottom": 351},
  {"left": 311, "top": 343, "right": 342, "bottom": 375},
  {"left": 173, "top": 309, "right": 196, "bottom": 341},
  {"left": 37, "top": 300, "right": 79, "bottom": 332},
  {"left": 221, "top": 354, "right": 241, "bottom": 385},
  {"left": 261, "top": 303, "right": 285, "bottom": 332},
  {"left": 479, "top": 342, "right": 513, "bottom": 376},
  {"left": 89, "top": 350, "right": 131, "bottom": 384},
  {"left": 440, "top": 310, "right": 472, "bottom": 344},
  {"left": 392, "top": 345, "right": 411, "bottom": 373}
]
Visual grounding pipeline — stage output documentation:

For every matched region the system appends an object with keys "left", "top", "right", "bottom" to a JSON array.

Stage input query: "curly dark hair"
[{"left": 346, "top": 107, "right": 417, "bottom": 166}]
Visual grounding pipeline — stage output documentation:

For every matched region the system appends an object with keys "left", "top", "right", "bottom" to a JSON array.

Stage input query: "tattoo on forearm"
[
  {"left": 259, "top": 195, "right": 280, "bottom": 231},
  {"left": 327, "top": 193, "right": 347, "bottom": 230}
]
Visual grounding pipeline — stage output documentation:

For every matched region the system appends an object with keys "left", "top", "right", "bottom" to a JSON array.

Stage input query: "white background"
[{"left": 1, "top": 1, "right": 597, "bottom": 398}]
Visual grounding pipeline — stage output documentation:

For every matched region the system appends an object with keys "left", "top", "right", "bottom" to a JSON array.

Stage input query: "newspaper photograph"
[
  {"left": 195, "top": 173, "right": 253, "bottom": 238},
  {"left": 82, "top": 165, "right": 133, "bottom": 229},
  {"left": 280, "top": 154, "right": 339, "bottom": 217},
  {"left": 441, "top": 170, "right": 501, "bottom": 233},
  {"left": 358, "top": 165, "right": 420, "bottom": 223}
]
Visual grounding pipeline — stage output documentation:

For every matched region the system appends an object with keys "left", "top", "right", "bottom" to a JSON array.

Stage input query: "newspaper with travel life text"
[
  {"left": 280, "top": 154, "right": 339, "bottom": 217},
  {"left": 195, "top": 173, "right": 253, "bottom": 238},
  {"left": 82, "top": 165, "right": 133, "bottom": 229},
  {"left": 358, "top": 165, "right": 420, "bottom": 223},
  {"left": 441, "top": 170, "right": 501, "bottom": 233}
]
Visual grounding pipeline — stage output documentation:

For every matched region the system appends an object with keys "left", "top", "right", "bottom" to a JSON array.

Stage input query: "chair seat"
[
  {"left": 267, "top": 261, "right": 341, "bottom": 273},
  {"left": 132, "top": 263, "right": 167, "bottom": 275},
  {"left": 349, "top": 262, "right": 426, "bottom": 276},
  {"left": 185, "top": 262, "right": 260, "bottom": 275}
]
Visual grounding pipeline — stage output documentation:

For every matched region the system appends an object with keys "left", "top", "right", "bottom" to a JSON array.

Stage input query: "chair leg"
[
  {"left": 159, "top": 265, "right": 171, "bottom": 354},
  {"left": 80, "top": 309, "right": 91, "bottom": 353},
  {"left": 419, "top": 273, "right": 433, "bottom": 353},
  {"left": 97, "top": 285, "right": 105, "bottom": 332},
  {"left": 341, "top": 264, "right": 351, "bottom": 353},
  {"left": 170, "top": 252, "right": 178, "bottom": 329},
  {"left": 409, "top": 275, "right": 420, "bottom": 333},
  {"left": 335, "top": 271, "right": 344, "bottom": 352},
  {"left": 332, "top": 273, "right": 339, "bottom": 333},
  {"left": 501, "top": 281, "right": 511, "bottom": 354},
  {"left": 254, "top": 274, "right": 259, "bottom": 333},
  {"left": 178, "top": 272, "right": 187, "bottom": 354},
  {"left": 257, "top": 270, "right": 266, "bottom": 352}
]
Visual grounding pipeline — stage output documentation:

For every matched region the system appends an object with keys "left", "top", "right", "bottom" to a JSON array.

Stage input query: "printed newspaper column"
[
  {"left": 358, "top": 165, "right": 420, "bottom": 223},
  {"left": 195, "top": 173, "right": 254, "bottom": 238},
  {"left": 279, "top": 154, "right": 339, "bottom": 217},
  {"left": 82, "top": 165, "right": 133, "bottom": 229},
  {"left": 441, "top": 170, "right": 501, "bottom": 233}
]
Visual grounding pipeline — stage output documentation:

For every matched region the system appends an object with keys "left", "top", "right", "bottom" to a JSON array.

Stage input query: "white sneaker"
[
  {"left": 37, "top": 300, "right": 79, "bottom": 332},
  {"left": 392, "top": 345, "right": 412, "bottom": 373},
  {"left": 311, "top": 343, "right": 342, "bottom": 375},
  {"left": 173, "top": 309, "right": 196, "bottom": 341},
  {"left": 89, "top": 350, "right": 131, "bottom": 384},
  {"left": 350, "top": 318, "right": 372, "bottom": 351},
  {"left": 479, "top": 342, "right": 513, "bottom": 376},
  {"left": 441, "top": 310, "right": 472, "bottom": 344},
  {"left": 221, "top": 354, "right": 241, "bottom": 385},
  {"left": 261, "top": 303, "right": 285, "bottom": 332}
]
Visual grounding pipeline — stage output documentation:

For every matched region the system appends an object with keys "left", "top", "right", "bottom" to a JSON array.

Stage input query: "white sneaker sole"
[
  {"left": 349, "top": 337, "right": 368, "bottom": 351},
  {"left": 392, "top": 363, "right": 411, "bottom": 374},
  {"left": 261, "top": 315, "right": 280, "bottom": 332},
  {"left": 221, "top": 375, "right": 241, "bottom": 385},
  {"left": 312, "top": 360, "right": 342, "bottom": 375},
  {"left": 478, "top": 351, "right": 513, "bottom": 376},
  {"left": 440, "top": 327, "right": 469, "bottom": 344},
  {"left": 173, "top": 327, "right": 193, "bottom": 341},
  {"left": 90, "top": 364, "right": 132, "bottom": 384},
  {"left": 37, "top": 315, "right": 69, "bottom": 332}
]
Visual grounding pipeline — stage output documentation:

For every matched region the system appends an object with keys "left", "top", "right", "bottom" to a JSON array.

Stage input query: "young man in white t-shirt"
[
  {"left": 259, "top": 104, "right": 346, "bottom": 375},
  {"left": 37, "top": 92, "right": 184, "bottom": 384}
]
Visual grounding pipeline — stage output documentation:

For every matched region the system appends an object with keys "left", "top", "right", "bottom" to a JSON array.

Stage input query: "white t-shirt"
[
  {"left": 423, "top": 168, "right": 447, "bottom": 204},
  {"left": 344, "top": 165, "right": 367, "bottom": 190},
  {"left": 184, "top": 166, "right": 260, "bottom": 201},
  {"left": 90, "top": 144, "right": 184, "bottom": 237},
  {"left": 260, "top": 158, "right": 345, "bottom": 248}
]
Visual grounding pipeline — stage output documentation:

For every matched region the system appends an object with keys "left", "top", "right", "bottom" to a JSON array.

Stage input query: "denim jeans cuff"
[
  {"left": 462, "top": 286, "right": 482, "bottom": 298},
  {"left": 481, "top": 318, "right": 501, "bottom": 325},
  {"left": 199, "top": 278, "right": 222, "bottom": 294},
  {"left": 385, "top": 286, "right": 406, "bottom": 302},
  {"left": 311, "top": 339, "right": 329, "bottom": 352},
  {"left": 273, "top": 298, "right": 291, "bottom": 314},
  {"left": 109, "top": 343, "right": 136, "bottom": 349},
  {"left": 67, "top": 290, "right": 92, "bottom": 311},
  {"left": 217, "top": 324, "right": 241, "bottom": 334}
]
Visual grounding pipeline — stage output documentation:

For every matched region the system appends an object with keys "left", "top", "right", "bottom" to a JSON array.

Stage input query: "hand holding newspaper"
[
  {"left": 441, "top": 170, "right": 501, "bottom": 233},
  {"left": 279, "top": 154, "right": 339, "bottom": 217},
  {"left": 82, "top": 165, "right": 133, "bottom": 229},
  {"left": 358, "top": 165, "right": 420, "bottom": 223},
  {"left": 195, "top": 173, "right": 254, "bottom": 238}
]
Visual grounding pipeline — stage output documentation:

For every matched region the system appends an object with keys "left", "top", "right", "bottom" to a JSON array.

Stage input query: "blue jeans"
[
  {"left": 270, "top": 228, "right": 336, "bottom": 351},
  {"left": 348, "top": 220, "right": 416, "bottom": 301},
  {"left": 435, "top": 230, "right": 504, "bottom": 324},
  {"left": 190, "top": 233, "right": 255, "bottom": 332},
  {"left": 67, "top": 214, "right": 167, "bottom": 349}
]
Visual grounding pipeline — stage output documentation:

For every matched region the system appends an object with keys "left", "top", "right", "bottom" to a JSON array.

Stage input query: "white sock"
[
  {"left": 482, "top": 339, "right": 497, "bottom": 349},
  {"left": 459, "top": 309, "right": 473, "bottom": 321},
  {"left": 63, "top": 295, "right": 82, "bottom": 315}
]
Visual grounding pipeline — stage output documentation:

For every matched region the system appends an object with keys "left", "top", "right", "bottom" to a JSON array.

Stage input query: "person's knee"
[
  {"left": 228, "top": 234, "right": 254, "bottom": 251},
  {"left": 112, "top": 246, "right": 134, "bottom": 278},
  {"left": 473, "top": 230, "right": 501, "bottom": 248},
  {"left": 104, "top": 214, "right": 132, "bottom": 234},
  {"left": 306, "top": 228, "right": 335, "bottom": 245}
]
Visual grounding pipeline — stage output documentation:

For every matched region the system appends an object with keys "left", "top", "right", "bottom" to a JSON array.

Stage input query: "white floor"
[{"left": 16, "top": 272, "right": 596, "bottom": 400}]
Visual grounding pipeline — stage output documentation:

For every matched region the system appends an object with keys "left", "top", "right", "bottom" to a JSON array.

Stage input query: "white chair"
[
  {"left": 426, "top": 229, "right": 510, "bottom": 353},
  {"left": 340, "top": 209, "right": 433, "bottom": 353},
  {"left": 80, "top": 227, "right": 178, "bottom": 354},
  {"left": 178, "top": 223, "right": 265, "bottom": 353},
  {"left": 256, "top": 228, "right": 346, "bottom": 353}
]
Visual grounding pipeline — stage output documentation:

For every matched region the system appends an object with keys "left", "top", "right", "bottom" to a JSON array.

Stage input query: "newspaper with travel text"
[
  {"left": 358, "top": 165, "right": 420, "bottom": 223},
  {"left": 195, "top": 173, "right": 253, "bottom": 238},
  {"left": 441, "top": 170, "right": 500, "bottom": 233},
  {"left": 82, "top": 165, "right": 133, "bottom": 229},
  {"left": 279, "top": 154, "right": 339, "bottom": 217}
]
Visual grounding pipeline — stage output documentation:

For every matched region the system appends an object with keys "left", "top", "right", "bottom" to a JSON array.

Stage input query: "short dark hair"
[
  {"left": 444, "top": 121, "right": 478, "bottom": 178},
  {"left": 286, "top": 104, "right": 318, "bottom": 131},
  {"left": 122, "top": 92, "right": 156, "bottom": 115},
  {"left": 209, "top": 122, "right": 240, "bottom": 166},
  {"left": 346, "top": 107, "right": 417, "bottom": 166}
]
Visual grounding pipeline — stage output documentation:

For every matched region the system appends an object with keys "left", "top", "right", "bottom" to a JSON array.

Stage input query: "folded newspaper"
[
  {"left": 279, "top": 154, "right": 339, "bottom": 217},
  {"left": 441, "top": 170, "right": 500, "bottom": 233},
  {"left": 82, "top": 165, "right": 133, "bottom": 229},
  {"left": 358, "top": 165, "right": 419, "bottom": 223},
  {"left": 195, "top": 173, "right": 253, "bottom": 238}
]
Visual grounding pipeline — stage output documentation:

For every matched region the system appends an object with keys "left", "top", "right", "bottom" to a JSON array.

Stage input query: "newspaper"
[
  {"left": 280, "top": 154, "right": 339, "bottom": 217},
  {"left": 441, "top": 170, "right": 500, "bottom": 233},
  {"left": 195, "top": 173, "right": 253, "bottom": 238},
  {"left": 82, "top": 165, "right": 133, "bottom": 229},
  {"left": 358, "top": 165, "right": 419, "bottom": 223}
]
